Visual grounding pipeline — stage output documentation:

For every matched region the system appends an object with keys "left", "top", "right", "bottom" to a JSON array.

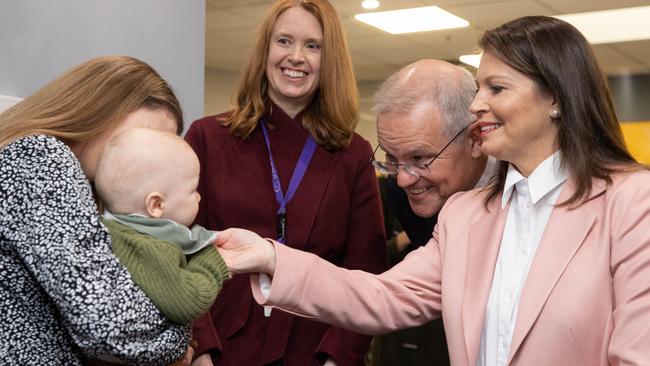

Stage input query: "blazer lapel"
[
  {"left": 286, "top": 146, "right": 338, "bottom": 251},
  {"left": 507, "top": 179, "right": 604, "bottom": 363},
  {"left": 462, "top": 199, "right": 510, "bottom": 366}
]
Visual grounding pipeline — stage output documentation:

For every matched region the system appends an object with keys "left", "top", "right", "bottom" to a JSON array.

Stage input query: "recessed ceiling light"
[
  {"left": 354, "top": 6, "right": 469, "bottom": 34},
  {"left": 459, "top": 54, "right": 481, "bottom": 68},
  {"left": 554, "top": 5, "right": 650, "bottom": 44},
  {"left": 362, "top": 0, "right": 379, "bottom": 10}
]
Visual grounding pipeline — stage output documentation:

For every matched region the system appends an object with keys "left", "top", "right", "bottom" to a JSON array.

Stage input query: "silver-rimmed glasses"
[{"left": 369, "top": 125, "right": 468, "bottom": 178}]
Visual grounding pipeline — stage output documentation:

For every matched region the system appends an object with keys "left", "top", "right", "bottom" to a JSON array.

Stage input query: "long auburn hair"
[
  {"left": 0, "top": 55, "right": 182, "bottom": 149},
  {"left": 480, "top": 16, "right": 638, "bottom": 207},
  {"left": 220, "top": 0, "right": 358, "bottom": 151}
]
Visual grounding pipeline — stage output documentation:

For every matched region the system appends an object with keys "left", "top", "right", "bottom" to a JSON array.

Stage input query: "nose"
[
  {"left": 395, "top": 167, "right": 419, "bottom": 188},
  {"left": 469, "top": 90, "right": 487, "bottom": 116},
  {"left": 288, "top": 45, "right": 305, "bottom": 62}
]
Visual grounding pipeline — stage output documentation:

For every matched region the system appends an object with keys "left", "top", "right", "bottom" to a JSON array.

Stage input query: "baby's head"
[{"left": 95, "top": 128, "right": 201, "bottom": 227}]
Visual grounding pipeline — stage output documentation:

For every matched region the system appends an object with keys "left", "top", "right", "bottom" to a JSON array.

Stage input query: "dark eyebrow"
[
  {"left": 274, "top": 32, "right": 293, "bottom": 38},
  {"left": 480, "top": 74, "right": 514, "bottom": 84},
  {"left": 273, "top": 32, "right": 321, "bottom": 44}
]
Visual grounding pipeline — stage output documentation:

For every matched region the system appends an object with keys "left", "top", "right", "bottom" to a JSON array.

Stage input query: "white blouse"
[{"left": 477, "top": 151, "right": 568, "bottom": 366}]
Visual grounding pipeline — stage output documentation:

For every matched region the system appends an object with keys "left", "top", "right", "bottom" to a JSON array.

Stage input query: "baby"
[{"left": 94, "top": 128, "right": 229, "bottom": 325}]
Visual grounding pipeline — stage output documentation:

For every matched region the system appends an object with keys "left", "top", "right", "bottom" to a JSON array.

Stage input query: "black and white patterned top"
[{"left": 0, "top": 135, "right": 190, "bottom": 365}]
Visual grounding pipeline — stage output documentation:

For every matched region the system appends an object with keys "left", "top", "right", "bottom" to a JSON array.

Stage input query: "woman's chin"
[
  {"left": 480, "top": 142, "right": 496, "bottom": 157},
  {"left": 480, "top": 144, "right": 505, "bottom": 162}
]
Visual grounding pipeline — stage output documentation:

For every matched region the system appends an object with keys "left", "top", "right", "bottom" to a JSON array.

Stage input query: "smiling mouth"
[
  {"left": 407, "top": 186, "right": 432, "bottom": 196},
  {"left": 479, "top": 123, "right": 501, "bottom": 135},
  {"left": 282, "top": 68, "right": 307, "bottom": 79}
]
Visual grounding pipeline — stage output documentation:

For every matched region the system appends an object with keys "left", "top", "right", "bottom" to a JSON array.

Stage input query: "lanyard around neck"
[{"left": 260, "top": 118, "right": 317, "bottom": 243}]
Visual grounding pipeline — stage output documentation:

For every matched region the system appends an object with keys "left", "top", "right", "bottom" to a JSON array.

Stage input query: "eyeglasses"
[{"left": 369, "top": 125, "right": 468, "bottom": 178}]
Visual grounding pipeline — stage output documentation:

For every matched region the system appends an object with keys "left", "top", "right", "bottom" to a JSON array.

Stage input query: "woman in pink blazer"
[{"left": 211, "top": 16, "right": 650, "bottom": 366}]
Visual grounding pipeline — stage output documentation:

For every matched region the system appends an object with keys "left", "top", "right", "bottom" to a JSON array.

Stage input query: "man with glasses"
[{"left": 368, "top": 59, "right": 495, "bottom": 366}]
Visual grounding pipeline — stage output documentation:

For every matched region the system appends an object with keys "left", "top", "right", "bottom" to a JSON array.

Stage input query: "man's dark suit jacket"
[{"left": 371, "top": 176, "right": 450, "bottom": 366}]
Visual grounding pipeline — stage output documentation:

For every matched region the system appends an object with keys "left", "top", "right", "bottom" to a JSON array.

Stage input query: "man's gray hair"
[{"left": 373, "top": 60, "right": 477, "bottom": 139}]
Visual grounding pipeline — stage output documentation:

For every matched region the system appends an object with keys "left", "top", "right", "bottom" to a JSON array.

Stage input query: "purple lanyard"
[{"left": 260, "top": 118, "right": 317, "bottom": 243}]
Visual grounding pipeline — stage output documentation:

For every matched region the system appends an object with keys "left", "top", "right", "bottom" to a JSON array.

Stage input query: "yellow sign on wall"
[{"left": 621, "top": 121, "right": 650, "bottom": 164}]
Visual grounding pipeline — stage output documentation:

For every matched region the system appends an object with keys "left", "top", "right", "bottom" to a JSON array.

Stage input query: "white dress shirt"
[{"left": 477, "top": 151, "right": 568, "bottom": 366}]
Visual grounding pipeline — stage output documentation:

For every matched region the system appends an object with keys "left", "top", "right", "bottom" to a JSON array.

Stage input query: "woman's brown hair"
[
  {"left": 220, "top": 0, "right": 358, "bottom": 151},
  {"left": 0, "top": 55, "right": 182, "bottom": 149},
  {"left": 479, "top": 16, "right": 638, "bottom": 207}
]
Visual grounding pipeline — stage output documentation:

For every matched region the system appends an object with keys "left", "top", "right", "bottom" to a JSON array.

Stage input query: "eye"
[
  {"left": 385, "top": 154, "right": 398, "bottom": 164},
  {"left": 277, "top": 37, "right": 291, "bottom": 46},
  {"left": 489, "top": 85, "right": 505, "bottom": 94},
  {"left": 306, "top": 42, "right": 321, "bottom": 51}
]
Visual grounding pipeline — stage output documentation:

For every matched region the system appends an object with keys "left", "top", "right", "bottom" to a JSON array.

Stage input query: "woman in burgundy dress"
[{"left": 186, "top": 1, "right": 387, "bottom": 365}]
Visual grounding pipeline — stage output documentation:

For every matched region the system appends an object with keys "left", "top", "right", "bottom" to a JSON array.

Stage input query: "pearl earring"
[{"left": 550, "top": 109, "right": 560, "bottom": 119}]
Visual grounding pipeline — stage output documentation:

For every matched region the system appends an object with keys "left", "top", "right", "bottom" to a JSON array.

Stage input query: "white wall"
[
  {"left": 358, "top": 81, "right": 382, "bottom": 149},
  {"left": 0, "top": 95, "right": 22, "bottom": 114},
  {"left": 203, "top": 68, "right": 381, "bottom": 145},
  {"left": 204, "top": 68, "right": 240, "bottom": 117},
  {"left": 0, "top": 0, "right": 205, "bottom": 132}
]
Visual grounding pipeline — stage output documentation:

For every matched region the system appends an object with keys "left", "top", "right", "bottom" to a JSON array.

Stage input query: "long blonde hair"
[
  {"left": 0, "top": 55, "right": 182, "bottom": 149},
  {"left": 221, "top": 0, "right": 358, "bottom": 151}
]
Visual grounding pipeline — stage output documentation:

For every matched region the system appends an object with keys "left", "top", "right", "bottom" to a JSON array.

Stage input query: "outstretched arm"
[{"left": 213, "top": 228, "right": 443, "bottom": 335}]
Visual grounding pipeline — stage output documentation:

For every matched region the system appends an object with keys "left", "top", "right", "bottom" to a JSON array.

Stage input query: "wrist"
[{"left": 263, "top": 239, "right": 277, "bottom": 275}]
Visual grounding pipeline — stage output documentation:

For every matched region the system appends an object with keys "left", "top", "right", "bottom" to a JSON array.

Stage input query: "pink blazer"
[{"left": 252, "top": 170, "right": 650, "bottom": 366}]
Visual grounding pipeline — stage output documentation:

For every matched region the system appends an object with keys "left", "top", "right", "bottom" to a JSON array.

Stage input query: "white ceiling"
[{"left": 205, "top": 0, "right": 650, "bottom": 82}]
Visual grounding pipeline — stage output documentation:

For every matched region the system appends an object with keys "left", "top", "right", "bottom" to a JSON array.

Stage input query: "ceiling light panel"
[
  {"left": 555, "top": 5, "right": 650, "bottom": 44},
  {"left": 361, "top": 0, "right": 380, "bottom": 10},
  {"left": 354, "top": 6, "right": 469, "bottom": 34},
  {"left": 459, "top": 54, "right": 481, "bottom": 68}
]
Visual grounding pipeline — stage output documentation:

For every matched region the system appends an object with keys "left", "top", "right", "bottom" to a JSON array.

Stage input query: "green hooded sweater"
[{"left": 102, "top": 218, "right": 229, "bottom": 324}]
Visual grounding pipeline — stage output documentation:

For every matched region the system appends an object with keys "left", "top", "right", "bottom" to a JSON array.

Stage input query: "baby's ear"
[{"left": 145, "top": 192, "right": 165, "bottom": 218}]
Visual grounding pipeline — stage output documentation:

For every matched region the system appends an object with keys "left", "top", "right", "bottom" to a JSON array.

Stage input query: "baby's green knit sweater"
[{"left": 103, "top": 219, "right": 229, "bottom": 324}]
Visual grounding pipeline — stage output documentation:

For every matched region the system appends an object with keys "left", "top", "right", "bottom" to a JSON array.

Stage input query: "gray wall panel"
[{"left": 0, "top": 0, "right": 205, "bottom": 131}]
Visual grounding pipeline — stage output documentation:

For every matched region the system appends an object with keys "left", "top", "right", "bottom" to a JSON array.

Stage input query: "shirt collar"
[
  {"left": 103, "top": 210, "right": 217, "bottom": 255},
  {"left": 501, "top": 151, "right": 569, "bottom": 208}
]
